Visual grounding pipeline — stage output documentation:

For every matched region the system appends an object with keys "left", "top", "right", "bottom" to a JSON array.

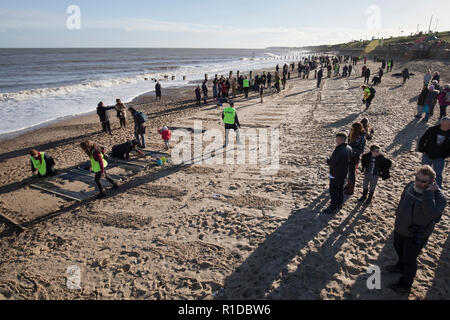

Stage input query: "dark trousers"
[
  {"left": 95, "top": 171, "right": 116, "bottom": 193},
  {"left": 244, "top": 88, "right": 249, "bottom": 98},
  {"left": 330, "top": 176, "right": 345, "bottom": 210},
  {"left": 102, "top": 121, "right": 112, "bottom": 134},
  {"left": 317, "top": 77, "right": 322, "bottom": 88},
  {"left": 119, "top": 117, "right": 126, "bottom": 128},
  {"left": 348, "top": 155, "right": 360, "bottom": 185},
  {"left": 38, "top": 158, "right": 56, "bottom": 177},
  {"left": 364, "top": 76, "right": 370, "bottom": 84},
  {"left": 393, "top": 232, "right": 428, "bottom": 288}
]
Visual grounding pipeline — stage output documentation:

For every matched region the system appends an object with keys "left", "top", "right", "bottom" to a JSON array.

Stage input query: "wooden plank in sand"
[
  {"left": 29, "top": 184, "right": 82, "bottom": 202},
  {"left": 113, "top": 159, "right": 147, "bottom": 168}
]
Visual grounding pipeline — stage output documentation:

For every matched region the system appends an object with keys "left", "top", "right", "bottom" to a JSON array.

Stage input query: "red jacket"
[
  {"left": 438, "top": 89, "right": 450, "bottom": 106},
  {"left": 158, "top": 129, "right": 172, "bottom": 141}
]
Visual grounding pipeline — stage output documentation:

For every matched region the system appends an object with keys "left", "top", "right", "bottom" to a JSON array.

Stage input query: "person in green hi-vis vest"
[
  {"left": 29, "top": 149, "right": 56, "bottom": 177},
  {"left": 80, "top": 140, "right": 118, "bottom": 199},
  {"left": 243, "top": 77, "right": 250, "bottom": 99},
  {"left": 221, "top": 102, "right": 242, "bottom": 147}
]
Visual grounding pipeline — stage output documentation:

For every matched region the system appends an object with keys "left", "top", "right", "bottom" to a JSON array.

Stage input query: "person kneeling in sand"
[
  {"left": 111, "top": 139, "right": 143, "bottom": 160},
  {"left": 30, "top": 149, "right": 56, "bottom": 178},
  {"left": 80, "top": 140, "right": 118, "bottom": 199},
  {"left": 386, "top": 165, "right": 446, "bottom": 294},
  {"left": 358, "top": 145, "right": 392, "bottom": 205}
]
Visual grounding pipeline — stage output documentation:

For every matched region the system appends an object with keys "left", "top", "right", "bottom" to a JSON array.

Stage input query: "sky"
[{"left": 0, "top": 0, "right": 449, "bottom": 48}]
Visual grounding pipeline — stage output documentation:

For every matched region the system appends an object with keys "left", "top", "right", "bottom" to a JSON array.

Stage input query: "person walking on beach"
[
  {"left": 416, "top": 85, "right": 429, "bottom": 119},
  {"left": 222, "top": 102, "right": 241, "bottom": 147},
  {"left": 80, "top": 140, "right": 118, "bottom": 199},
  {"left": 259, "top": 82, "right": 264, "bottom": 104},
  {"left": 195, "top": 85, "right": 202, "bottom": 108},
  {"left": 423, "top": 85, "right": 439, "bottom": 122},
  {"left": 402, "top": 68, "right": 410, "bottom": 84},
  {"left": 438, "top": 84, "right": 450, "bottom": 119},
  {"left": 323, "top": 133, "right": 353, "bottom": 215},
  {"left": 274, "top": 72, "right": 281, "bottom": 93},
  {"left": 213, "top": 76, "right": 219, "bottom": 102},
  {"left": 115, "top": 99, "right": 127, "bottom": 128},
  {"left": 96, "top": 102, "right": 115, "bottom": 135},
  {"left": 418, "top": 117, "right": 450, "bottom": 188},
  {"left": 111, "top": 139, "right": 143, "bottom": 160},
  {"left": 128, "top": 107, "right": 147, "bottom": 148},
  {"left": 348, "top": 64, "right": 352, "bottom": 77},
  {"left": 155, "top": 81, "right": 162, "bottom": 102},
  {"left": 386, "top": 165, "right": 446, "bottom": 294},
  {"left": 361, "top": 118, "right": 375, "bottom": 141},
  {"left": 317, "top": 68, "right": 323, "bottom": 89},
  {"left": 358, "top": 145, "right": 392, "bottom": 205},
  {"left": 344, "top": 122, "right": 366, "bottom": 196},
  {"left": 29, "top": 149, "right": 56, "bottom": 178},
  {"left": 243, "top": 77, "right": 250, "bottom": 99}
]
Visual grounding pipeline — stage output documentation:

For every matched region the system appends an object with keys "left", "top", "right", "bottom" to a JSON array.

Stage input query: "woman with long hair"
[
  {"left": 344, "top": 122, "right": 366, "bottom": 195},
  {"left": 80, "top": 140, "right": 118, "bottom": 198}
]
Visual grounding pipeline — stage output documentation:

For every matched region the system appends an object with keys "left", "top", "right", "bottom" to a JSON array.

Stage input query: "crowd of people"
[{"left": 27, "top": 53, "right": 449, "bottom": 295}]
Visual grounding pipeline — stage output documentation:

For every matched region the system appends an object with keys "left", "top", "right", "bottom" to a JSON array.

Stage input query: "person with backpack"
[
  {"left": 129, "top": 107, "right": 147, "bottom": 148},
  {"left": 80, "top": 140, "right": 118, "bottom": 199},
  {"left": 386, "top": 165, "right": 446, "bottom": 294},
  {"left": 361, "top": 85, "right": 376, "bottom": 111},
  {"left": 358, "top": 145, "right": 392, "bottom": 205},
  {"left": 437, "top": 84, "right": 450, "bottom": 119}
]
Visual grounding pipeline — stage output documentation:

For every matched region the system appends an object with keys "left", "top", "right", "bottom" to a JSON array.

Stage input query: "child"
[
  {"left": 358, "top": 145, "right": 392, "bottom": 205},
  {"left": 158, "top": 126, "right": 172, "bottom": 150}
]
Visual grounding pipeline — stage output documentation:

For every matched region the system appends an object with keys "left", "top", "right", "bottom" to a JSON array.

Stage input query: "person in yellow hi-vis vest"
[
  {"left": 222, "top": 102, "right": 242, "bottom": 147},
  {"left": 29, "top": 149, "right": 56, "bottom": 177},
  {"left": 80, "top": 140, "right": 118, "bottom": 198}
]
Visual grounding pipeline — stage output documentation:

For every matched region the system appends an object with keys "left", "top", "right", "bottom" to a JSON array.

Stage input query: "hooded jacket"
[{"left": 327, "top": 143, "right": 353, "bottom": 179}]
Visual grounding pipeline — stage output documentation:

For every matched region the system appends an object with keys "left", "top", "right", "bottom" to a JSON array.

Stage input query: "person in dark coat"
[
  {"left": 386, "top": 165, "right": 446, "bottom": 294},
  {"left": 323, "top": 133, "right": 353, "bottom": 215},
  {"left": 358, "top": 145, "right": 392, "bottom": 204},
  {"left": 195, "top": 85, "right": 202, "bottom": 108},
  {"left": 96, "top": 102, "right": 115, "bottom": 135}
]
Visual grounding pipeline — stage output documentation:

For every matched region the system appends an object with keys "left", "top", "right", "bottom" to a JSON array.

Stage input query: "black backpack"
[{"left": 370, "top": 87, "right": 376, "bottom": 95}]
